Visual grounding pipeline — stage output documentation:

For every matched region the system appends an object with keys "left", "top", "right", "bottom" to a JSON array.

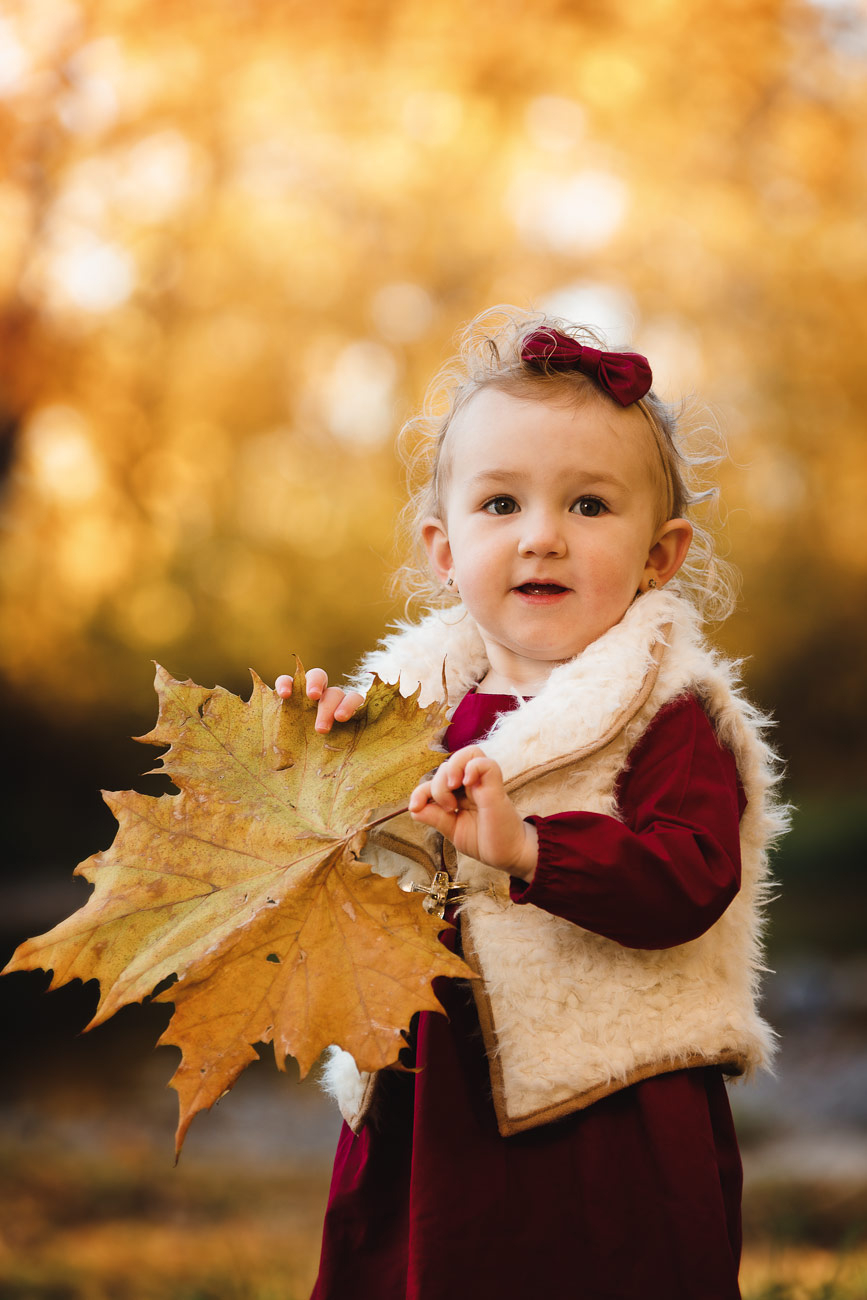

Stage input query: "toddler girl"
[{"left": 276, "top": 307, "right": 786, "bottom": 1300}]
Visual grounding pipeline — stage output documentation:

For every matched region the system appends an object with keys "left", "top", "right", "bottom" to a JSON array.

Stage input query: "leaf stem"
[{"left": 359, "top": 804, "right": 410, "bottom": 832}]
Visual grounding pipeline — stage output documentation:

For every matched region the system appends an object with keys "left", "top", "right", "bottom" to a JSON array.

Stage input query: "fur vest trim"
[{"left": 322, "top": 590, "right": 787, "bottom": 1136}]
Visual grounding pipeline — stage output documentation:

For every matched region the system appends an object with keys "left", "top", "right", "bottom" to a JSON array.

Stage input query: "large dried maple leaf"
[{"left": 4, "top": 662, "right": 475, "bottom": 1154}]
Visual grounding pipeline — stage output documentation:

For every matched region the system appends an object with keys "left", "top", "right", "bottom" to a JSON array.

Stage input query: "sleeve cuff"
[{"left": 509, "top": 816, "right": 557, "bottom": 905}]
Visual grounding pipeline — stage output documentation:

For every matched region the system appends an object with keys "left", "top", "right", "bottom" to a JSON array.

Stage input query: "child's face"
[{"left": 423, "top": 387, "right": 690, "bottom": 688}]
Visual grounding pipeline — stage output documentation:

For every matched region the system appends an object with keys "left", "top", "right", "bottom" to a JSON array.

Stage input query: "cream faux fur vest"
[{"left": 322, "top": 589, "right": 787, "bottom": 1137}]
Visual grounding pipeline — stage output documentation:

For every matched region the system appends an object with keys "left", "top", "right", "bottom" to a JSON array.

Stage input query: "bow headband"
[{"left": 520, "top": 328, "right": 652, "bottom": 406}]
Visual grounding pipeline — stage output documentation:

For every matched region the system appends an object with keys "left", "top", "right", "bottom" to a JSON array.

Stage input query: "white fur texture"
[
  {"left": 319, "top": 1046, "right": 370, "bottom": 1127},
  {"left": 328, "top": 590, "right": 788, "bottom": 1134}
]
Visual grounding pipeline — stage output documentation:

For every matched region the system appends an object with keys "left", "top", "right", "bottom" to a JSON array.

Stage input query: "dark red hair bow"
[{"left": 520, "top": 328, "right": 652, "bottom": 406}]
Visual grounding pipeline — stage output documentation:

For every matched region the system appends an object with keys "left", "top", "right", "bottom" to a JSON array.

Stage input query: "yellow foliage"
[{"left": 0, "top": 0, "right": 864, "bottom": 764}]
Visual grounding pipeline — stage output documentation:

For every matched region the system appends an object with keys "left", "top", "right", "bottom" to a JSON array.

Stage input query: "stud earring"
[
  {"left": 647, "top": 578, "right": 658, "bottom": 590},
  {"left": 446, "top": 576, "right": 454, "bottom": 588}
]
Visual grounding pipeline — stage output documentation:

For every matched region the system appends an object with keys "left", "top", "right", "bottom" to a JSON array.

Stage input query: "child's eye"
[
  {"left": 483, "top": 496, "right": 519, "bottom": 515},
  {"left": 571, "top": 496, "right": 607, "bottom": 517}
]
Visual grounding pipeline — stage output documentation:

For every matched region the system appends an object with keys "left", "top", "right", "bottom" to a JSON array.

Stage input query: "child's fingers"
[
  {"left": 408, "top": 779, "right": 462, "bottom": 835},
  {"left": 275, "top": 669, "right": 363, "bottom": 730},
  {"left": 409, "top": 799, "right": 459, "bottom": 836},
  {"left": 443, "top": 746, "right": 491, "bottom": 793},
  {"left": 275, "top": 668, "right": 328, "bottom": 700},
  {"left": 314, "top": 687, "right": 364, "bottom": 732},
  {"left": 315, "top": 686, "right": 351, "bottom": 732},
  {"left": 461, "top": 754, "right": 502, "bottom": 794},
  {"left": 419, "top": 747, "right": 483, "bottom": 811},
  {"left": 305, "top": 668, "right": 329, "bottom": 700},
  {"left": 427, "top": 761, "right": 463, "bottom": 811},
  {"left": 407, "top": 779, "right": 434, "bottom": 814},
  {"left": 444, "top": 746, "right": 487, "bottom": 786},
  {"left": 460, "top": 755, "right": 489, "bottom": 786},
  {"left": 408, "top": 775, "right": 462, "bottom": 818},
  {"left": 333, "top": 691, "right": 365, "bottom": 721}
]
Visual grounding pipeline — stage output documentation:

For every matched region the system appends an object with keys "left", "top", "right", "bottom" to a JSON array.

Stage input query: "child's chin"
[{"left": 511, "top": 635, "right": 592, "bottom": 664}]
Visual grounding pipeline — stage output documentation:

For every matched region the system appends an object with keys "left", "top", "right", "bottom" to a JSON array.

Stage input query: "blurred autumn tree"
[{"left": 0, "top": 0, "right": 865, "bottom": 791}]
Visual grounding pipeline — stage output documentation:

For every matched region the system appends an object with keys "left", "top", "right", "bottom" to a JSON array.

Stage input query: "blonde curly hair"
[{"left": 393, "top": 304, "right": 737, "bottom": 625}]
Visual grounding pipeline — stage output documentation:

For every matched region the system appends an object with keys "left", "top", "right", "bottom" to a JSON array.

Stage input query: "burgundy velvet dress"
[{"left": 310, "top": 691, "right": 747, "bottom": 1300}]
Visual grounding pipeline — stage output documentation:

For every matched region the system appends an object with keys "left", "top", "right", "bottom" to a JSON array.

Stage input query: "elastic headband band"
[{"left": 637, "top": 399, "right": 677, "bottom": 522}]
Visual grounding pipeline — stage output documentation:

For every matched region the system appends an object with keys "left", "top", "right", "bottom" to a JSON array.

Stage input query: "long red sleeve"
[{"left": 506, "top": 694, "right": 746, "bottom": 948}]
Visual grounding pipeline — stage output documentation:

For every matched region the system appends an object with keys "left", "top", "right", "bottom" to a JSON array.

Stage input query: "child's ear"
[
  {"left": 643, "top": 518, "right": 693, "bottom": 591},
  {"left": 421, "top": 516, "right": 453, "bottom": 585}
]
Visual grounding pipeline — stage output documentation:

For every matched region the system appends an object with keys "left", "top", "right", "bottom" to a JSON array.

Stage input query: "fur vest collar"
[{"left": 349, "top": 585, "right": 683, "bottom": 756}]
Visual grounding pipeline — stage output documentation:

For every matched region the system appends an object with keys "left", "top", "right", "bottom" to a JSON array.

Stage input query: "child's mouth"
[{"left": 515, "top": 583, "right": 570, "bottom": 597}]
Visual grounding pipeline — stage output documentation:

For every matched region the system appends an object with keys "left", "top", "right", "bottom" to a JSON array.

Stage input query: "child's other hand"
[
  {"left": 408, "top": 746, "right": 538, "bottom": 883},
  {"left": 274, "top": 669, "right": 365, "bottom": 733}
]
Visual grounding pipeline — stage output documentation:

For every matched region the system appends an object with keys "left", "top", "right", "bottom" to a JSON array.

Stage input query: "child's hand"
[
  {"left": 274, "top": 669, "right": 365, "bottom": 733},
  {"left": 408, "top": 746, "right": 538, "bottom": 883}
]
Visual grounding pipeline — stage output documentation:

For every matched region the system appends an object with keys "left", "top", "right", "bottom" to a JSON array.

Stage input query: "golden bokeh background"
[
  {"left": 1, "top": 0, "right": 866, "bottom": 791},
  {"left": 3, "top": 6, "right": 867, "bottom": 1296}
]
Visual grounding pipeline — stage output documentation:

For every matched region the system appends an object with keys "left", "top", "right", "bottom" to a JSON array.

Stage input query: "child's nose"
[{"left": 517, "top": 511, "right": 566, "bottom": 557}]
